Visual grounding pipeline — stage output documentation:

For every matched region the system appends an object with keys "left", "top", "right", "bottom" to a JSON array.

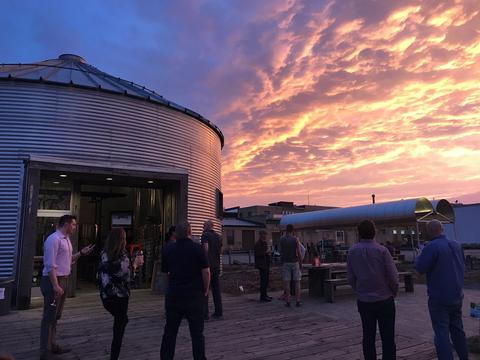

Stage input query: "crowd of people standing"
[
  {"left": 36, "top": 214, "right": 470, "bottom": 360},
  {"left": 38, "top": 215, "right": 223, "bottom": 360}
]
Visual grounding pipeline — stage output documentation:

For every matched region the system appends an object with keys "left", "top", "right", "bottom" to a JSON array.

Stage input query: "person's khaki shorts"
[{"left": 282, "top": 262, "right": 301, "bottom": 282}]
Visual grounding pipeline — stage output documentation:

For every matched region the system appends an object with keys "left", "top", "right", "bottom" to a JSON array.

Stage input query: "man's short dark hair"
[
  {"left": 358, "top": 220, "right": 376, "bottom": 239},
  {"left": 286, "top": 224, "right": 294, "bottom": 233},
  {"left": 58, "top": 215, "right": 77, "bottom": 227},
  {"left": 176, "top": 222, "right": 191, "bottom": 239}
]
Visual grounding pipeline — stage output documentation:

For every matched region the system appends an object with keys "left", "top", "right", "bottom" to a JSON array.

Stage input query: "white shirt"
[{"left": 42, "top": 230, "right": 73, "bottom": 277}]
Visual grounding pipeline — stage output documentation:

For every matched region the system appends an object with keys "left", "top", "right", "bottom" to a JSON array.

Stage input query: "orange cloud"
[{"left": 216, "top": 0, "right": 480, "bottom": 208}]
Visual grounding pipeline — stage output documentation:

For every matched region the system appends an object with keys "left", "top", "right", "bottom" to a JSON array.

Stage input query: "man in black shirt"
[
  {"left": 160, "top": 222, "right": 210, "bottom": 360},
  {"left": 201, "top": 220, "right": 223, "bottom": 320},
  {"left": 254, "top": 230, "right": 272, "bottom": 302}
]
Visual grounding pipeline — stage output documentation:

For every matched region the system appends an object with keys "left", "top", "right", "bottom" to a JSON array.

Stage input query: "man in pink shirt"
[
  {"left": 40, "top": 215, "right": 94, "bottom": 360},
  {"left": 347, "top": 220, "right": 399, "bottom": 360}
]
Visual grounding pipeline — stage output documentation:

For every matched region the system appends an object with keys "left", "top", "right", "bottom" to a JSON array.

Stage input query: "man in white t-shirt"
[{"left": 40, "top": 215, "right": 94, "bottom": 360}]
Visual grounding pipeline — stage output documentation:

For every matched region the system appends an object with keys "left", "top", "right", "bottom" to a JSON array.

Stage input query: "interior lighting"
[
  {"left": 106, "top": 177, "right": 113, "bottom": 181},
  {"left": 147, "top": 180, "right": 154, "bottom": 184},
  {"left": 53, "top": 181, "right": 60, "bottom": 184},
  {"left": 59, "top": 174, "right": 67, "bottom": 178}
]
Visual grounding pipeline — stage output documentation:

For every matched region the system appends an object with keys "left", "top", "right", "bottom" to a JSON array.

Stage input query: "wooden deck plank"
[{"left": 0, "top": 286, "right": 462, "bottom": 360}]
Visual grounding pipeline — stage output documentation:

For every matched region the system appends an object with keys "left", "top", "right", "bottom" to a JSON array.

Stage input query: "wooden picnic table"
[
  {"left": 307, "top": 262, "right": 412, "bottom": 300},
  {"left": 307, "top": 263, "right": 347, "bottom": 298}
]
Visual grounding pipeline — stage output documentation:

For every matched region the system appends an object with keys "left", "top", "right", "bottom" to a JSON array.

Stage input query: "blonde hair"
[{"left": 105, "top": 228, "right": 126, "bottom": 261}]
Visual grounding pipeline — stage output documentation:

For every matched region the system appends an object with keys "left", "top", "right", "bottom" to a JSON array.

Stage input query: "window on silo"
[{"left": 216, "top": 188, "right": 223, "bottom": 219}]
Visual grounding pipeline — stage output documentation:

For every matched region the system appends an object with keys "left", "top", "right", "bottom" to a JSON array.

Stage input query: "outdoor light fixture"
[
  {"left": 53, "top": 181, "right": 60, "bottom": 184},
  {"left": 59, "top": 174, "right": 67, "bottom": 177},
  {"left": 147, "top": 180, "right": 154, "bottom": 184},
  {"left": 106, "top": 177, "right": 113, "bottom": 181}
]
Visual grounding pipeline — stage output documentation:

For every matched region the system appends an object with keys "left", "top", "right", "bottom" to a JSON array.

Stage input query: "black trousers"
[
  {"left": 161, "top": 295, "right": 206, "bottom": 360},
  {"left": 258, "top": 267, "right": 270, "bottom": 299},
  {"left": 357, "top": 297, "right": 396, "bottom": 360},
  {"left": 102, "top": 296, "right": 129, "bottom": 360},
  {"left": 204, "top": 270, "right": 222, "bottom": 317}
]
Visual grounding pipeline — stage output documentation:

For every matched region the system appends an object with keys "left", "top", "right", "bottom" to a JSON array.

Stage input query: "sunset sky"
[{"left": 2, "top": 0, "right": 479, "bottom": 208}]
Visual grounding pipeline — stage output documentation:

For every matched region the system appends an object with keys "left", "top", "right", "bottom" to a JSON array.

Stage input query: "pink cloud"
[{"left": 216, "top": 0, "right": 480, "bottom": 208}]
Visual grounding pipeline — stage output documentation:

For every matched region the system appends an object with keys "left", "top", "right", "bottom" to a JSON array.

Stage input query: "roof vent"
[{"left": 58, "top": 54, "right": 86, "bottom": 63}]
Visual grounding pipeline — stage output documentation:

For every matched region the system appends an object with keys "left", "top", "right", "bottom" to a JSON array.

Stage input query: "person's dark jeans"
[
  {"left": 102, "top": 296, "right": 129, "bottom": 360},
  {"left": 204, "top": 270, "right": 222, "bottom": 317},
  {"left": 259, "top": 267, "right": 270, "bottom": 299},
  {"left": 40, "top": 276, "right": 68, "bottom": 355},
  {"left": 357, "top": 297, "right": 396, "bottom": 360},
  {"left": 161, "top": 295, "right": 206, "bottom": 360},
  {"left": 428, "top": 298, "right": 468, "bottom": 360}
]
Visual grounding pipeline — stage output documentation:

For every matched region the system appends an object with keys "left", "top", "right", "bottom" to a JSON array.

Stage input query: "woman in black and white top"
[{"left": 98, "top": 228, "right": 131, "bottom": 360}]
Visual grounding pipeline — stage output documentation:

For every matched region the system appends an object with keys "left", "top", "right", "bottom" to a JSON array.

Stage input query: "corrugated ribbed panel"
[
  {"left": 0, "top": 57, "right": 224, "bottom": 147},
  {"left": 0, "top": 82, "right": 222, "bottom": 237},
  {"left": 0, "top": 160, "right": 23, "bottom": 278},
  {"left": 280, "top": 197, "right": 433, "bottom": 229}
]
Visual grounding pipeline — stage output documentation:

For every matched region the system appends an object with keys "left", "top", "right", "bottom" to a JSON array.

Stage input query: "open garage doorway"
[{"left": 16, "top": 160, "right": 187, "bottom": 309}]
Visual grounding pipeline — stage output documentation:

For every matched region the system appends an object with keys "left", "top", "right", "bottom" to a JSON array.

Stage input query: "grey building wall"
[
  {"left": 0, "top": 82, "right": 222, "bottom": 277},
  {"left": 444, "top": 204, "right": 480, "bottom": 244},
  {"left": 0, "top": 159, "right": 24, "bottom": 277}
]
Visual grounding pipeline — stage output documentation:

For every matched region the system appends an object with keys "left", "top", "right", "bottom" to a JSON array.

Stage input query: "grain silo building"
[{"left": 0, "top": 54, "right": 224, "bottom": 308}]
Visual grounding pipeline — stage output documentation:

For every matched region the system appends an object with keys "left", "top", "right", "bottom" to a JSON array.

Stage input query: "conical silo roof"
[{"left": 0, "top": 54, "right": 224, "bottom": 146}]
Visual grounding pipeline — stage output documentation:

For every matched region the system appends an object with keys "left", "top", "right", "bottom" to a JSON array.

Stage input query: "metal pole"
[
  {"left": 413, "top": 222, "right": 420, "bottom": 261},
  {"left": 416, "top": 222, "right": 420, "bottom": 245}
]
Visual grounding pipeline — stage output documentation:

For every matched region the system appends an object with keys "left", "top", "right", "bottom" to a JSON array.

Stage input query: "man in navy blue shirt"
[
  {"left": 415, "top": 220, "right": 468, "bottom": 360},
  {"left": 201, "top": 220, "right": 223, "bottom": 320},
  {"left": 160, "top": 222, "right": 210, "bottom": 360}
]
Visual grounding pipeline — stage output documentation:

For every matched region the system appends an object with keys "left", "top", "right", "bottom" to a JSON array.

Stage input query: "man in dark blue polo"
[
  {"left": 201, "top": 220, "right": 223, "bottom": 319},
  {"left": 160, "top": 222, "right": 210, "bottom": 360},
  {"left": 415, "top": 219, "right": 468, "bottom": 360}
]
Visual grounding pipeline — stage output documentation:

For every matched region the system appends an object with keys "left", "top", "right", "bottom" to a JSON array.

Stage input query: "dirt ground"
[
  {"left": 220, "top": 264, "right": 313, "bottom": 295},
  {"left": 220, "top": 263, "right": 480, "bottom": 295}
]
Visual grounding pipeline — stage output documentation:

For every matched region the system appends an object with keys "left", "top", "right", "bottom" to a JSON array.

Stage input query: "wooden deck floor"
[{"left": 1, "top": 285, "right": 478, "bottom": 359}]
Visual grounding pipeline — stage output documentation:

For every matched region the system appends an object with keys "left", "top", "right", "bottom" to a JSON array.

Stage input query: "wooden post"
[
  {"left": 68, "top": 181, "right": 81, "bottom": 298},
  {"left": 15, "top": 165, "right": 40, "bottom": 310}
]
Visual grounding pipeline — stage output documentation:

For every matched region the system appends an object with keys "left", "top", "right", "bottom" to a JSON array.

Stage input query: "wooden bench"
[
  {"left": 325, "top": 271, "right": 414, "bottom": 303},
  {"left": 398, "top": 271, "right": 414, "bottom": 292},
  {"left": 324, "top": 278, "right": 350, "bottom": 303}
]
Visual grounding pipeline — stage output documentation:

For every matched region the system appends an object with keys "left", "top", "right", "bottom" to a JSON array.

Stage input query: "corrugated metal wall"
[
  {"left": 0, "top": 159, "right": 24, "bottom": 278},
  {"left": 0, "top": 82, "right": 222, "bottom": 276}
]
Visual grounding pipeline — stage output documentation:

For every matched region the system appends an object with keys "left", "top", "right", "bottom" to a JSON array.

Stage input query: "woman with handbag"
[{"left": 98, "top": 228, "right": 131, "bottom": 360}]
